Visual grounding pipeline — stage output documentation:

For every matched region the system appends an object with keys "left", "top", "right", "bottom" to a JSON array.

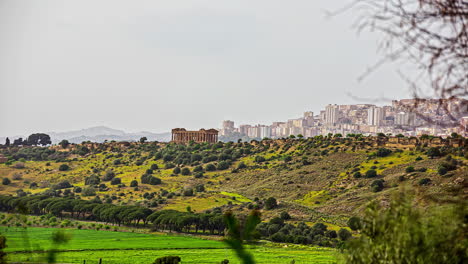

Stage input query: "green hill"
[{"left": 0, "top": 136, "right": 465, "bottom": 228}]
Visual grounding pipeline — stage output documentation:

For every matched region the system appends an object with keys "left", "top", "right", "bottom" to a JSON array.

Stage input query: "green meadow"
[{"left": 1, "top": 227, "right": 337, "bottom": 264}]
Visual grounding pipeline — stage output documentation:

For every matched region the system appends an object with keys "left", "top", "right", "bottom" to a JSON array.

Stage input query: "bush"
[
  {"left": 172, "top": 167, "right": 181, "bottom": 174},
  {"left": 113, "top": 159, "right": 121, "bottom": 165},
  {"left": 405, "top": 166, "right": 415, "bottom": 173},
  {"left": 130, "top": 180, "right": 138, "bottom": 187},
  {"left": 339, "top": 193, "right": 466, "bottom": 264},
  {"left": 110, "top": 178, "right": 121, "bottom": 185},
  {"left": 376, "top": 148, "right": 392, "bottom": 157},
  {"left": 193, "top": 165, "right": 203, "bottom": 172},
  {"left": 280, "top": 211, "right": 291, "bottom": 220},
  {"left": 265, "top": 197, "right": 278, "bottom": 210},
  {"left": 181, "top": 167, "right": 190, "bottom": 175},
  {"left": 415, "top": 156, "right": 423, "bottom": 161},
  {"left": 254, "top": 156, "right": 266, "bottom": 163},
  {"left": 153, "top": 256, "right": 181, "bottom": 264},
  {"left": 371, "top": 179, "right": 384, "bottom": 192},
  {"left": 217, "top": 161, "right": 230, "bottom": 170},
  {"left": 365, "top": 169, "right": 377, "bottom": 178},
  {"left": 2, "top": 178, "right": 11, "bottom": 185},
  {"left": 438, "top": 166, "right": 448, "bottom": 175},
  {"left": 338, "top": 228, "right": 352, "bottom": 241},
  {"left": 103, "top": 170, "right": 115, "bottom": 181},
  {"left": 347, "top": 216, "right": 361, "bottom": 231},
  {"left": 58, "top": 164, "right": 70, "bottom": 171},
  {"left": 85, "top": 175, "right": 100, "bottom": 185},
  {"left": 150, "top": 164, "right": 159, "bottom": 170},
  {"left": 13, "top": 162, "right": 25, "bottom": 169},
  {"left": 353, "top": 171, "right": 362, "bottom": 178},
  {"left": 183, "top": 189, "right": 194, "bottom": 197},
  {"left": 205, "top": 164, "right": 216, "bottom": 171},
  {"left": 418, "top": 178, "right": 431, "bottom": 186},
  {"left": 82, "top": 187, "right": 96, "bottom": 196},
  {"left": 237, "top": 162, "right": 247, "bottom": 169},
  {"left": 74, "top": 187, "right": 82, "bottom": 193}
]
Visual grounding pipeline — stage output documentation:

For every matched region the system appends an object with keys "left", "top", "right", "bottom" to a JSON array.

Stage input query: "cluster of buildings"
[{"left": 220, "top": 99, "right": 468, "bottom": 139}]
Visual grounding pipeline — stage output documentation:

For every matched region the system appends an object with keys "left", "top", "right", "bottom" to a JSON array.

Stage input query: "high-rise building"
[
  {"left": 220, "top": 120, "right": 235, "bottom": 136},
  {"left": 239, "top": 124, "right": 251, "bottom": 136},
  {"left": 325, "top": 104, "right": 339, "bottom": 125},
  {"left": 367, "top": 106, "right": 384, "bottom": 126}
]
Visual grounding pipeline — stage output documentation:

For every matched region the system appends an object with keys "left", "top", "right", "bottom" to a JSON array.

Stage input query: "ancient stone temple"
[{"left": 171, "top": 128, "right": 219, "bottom": 143}]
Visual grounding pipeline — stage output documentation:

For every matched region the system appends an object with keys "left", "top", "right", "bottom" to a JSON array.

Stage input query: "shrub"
[
  {"left": 365, "top": 169, "right": 377, "bottom": 178},
  {"left": 237, "top": 162, "right": 247, "bottom": 169},
  {"left": 150, "top": 164, "right": 159, "bottom": 170},
  {"left": 280, "top": 211, "right": 291, "bottom": 220},
  {"left": 183, "top": 189, "right": 194, "bottom": 197},
  {"left": 82, "top": 187, "right": 96, "bottom": 196},
  {"left": 103, "top": 170, "right": 115, "bottom": 181},
  {"left": 113, "top": 159, "right": 121, "bottom": 165},
  {"left": 195, "top": 184, "right": 205, "bottom": 192},
  {"left": 418, "top": 178, "right": 431, "bottom": 186},
  {"left": 353, "top": 172, "right": 362, "bottom": 178},
  {"left": 58, "top": 164, "right": 70, "bottom": 171},
  {"left": 13, "top": 162, "right": 25, "bottom": 169},
  {"left": 338, "top": 228, "right": 352, "bottom": 241},
  {"left": 130, "top": 180, "right": 138, "bottom": 187},
  {"left": 85, "top": 175, "right": 100, "bottom": 185},
  {"left": 193, "top": 165, "right": 203, "bottom": 172},
  {"left": 254, "top": 156, "right": 266, "bottom": 163},
  {"left": 347, "top": 216, "right": 361, "bottom": 231},
  {"left": 405, "top": 166, "right": 415, "bottom": 173},
  {"left": 415, "top": 156, "right": 423, "bottom": 161},
  {"left": 265, "top": 197, "right": 278, "bottom": 210},
  {"left": 172, "top": 167, "right": 181, "bottom": 174},
  {"left": 12, "top": 173, "right": 22, "bottom": 180},
  {"left": 217, "top": 161, "right": 230, "bottom": 170},
  {"left": 2, "top": 178, "right": 11, "bottom": 185},
  {"left": 181, "top": 167, "right": 190, "bottom": 175},
  {"left": 371, "top": 179, "right": 384, "bottom": 192},
  {"left": 205, "top": 164, "right": 216, "bottom": 171},
  {"left": 74, "top": 187, "right": 82, "bottom": 193},
  {"left": 376, "top": 148, "right": 392, "bottom": 157},
  {"left": 110, "top": 178, "right": 121, "bottom": 185},
  {"left": 153, "top": 256, "right": 181, "bottom": 264},
  {"left": 339, "top": 193, "right": 465, "bottom": 264}
]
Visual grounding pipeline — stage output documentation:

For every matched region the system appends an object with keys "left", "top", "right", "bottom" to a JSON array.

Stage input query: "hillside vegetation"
[{"left": 0, "top": 135, "right": 466, "bottom": 246}]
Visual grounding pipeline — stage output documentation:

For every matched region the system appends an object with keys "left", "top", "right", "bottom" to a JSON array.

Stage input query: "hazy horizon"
[{"left": 1, "top": 0, "right": 412, "bottom": 137}]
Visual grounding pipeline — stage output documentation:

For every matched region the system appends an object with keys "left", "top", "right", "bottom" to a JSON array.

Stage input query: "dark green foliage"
[
  {"left": 337, "top": 228, "right": 352, "bottom": 241},
  {"left": 150, "top": 164, "right": 159, "bottom": 170},
  {"left": 353, "top": 172, "right": 362, "bottom": 178},
  {"left": 110, "top": 178, "right": 121, "bottom": 185},
  {"left": 217, "top": 161, "right": 230, "bottom": 170},
  {"left": 370, "top": 179, "right": 384, "bottom": 192},
  {"left": 280, "top": 211, "right": 291, "bottom": 220},
  {"left": 254, "top": 156, "right": 266, "bottom": 163},
  {"left": 141, "top": 174, "right": 162, "bottom": 185},
  {"left": 375, "top": 148, "right": 392, "bottom": 157},
  {"left": 237, "top": 162, "right": 247, "bottom": 169},
  {"left": 405, "top": 166, "right": 415, "bottom": 173},
  {"left": 365, "top": 169, "right": 377, "bottom": 178},
  {"left": 181, "top": 167, "right": 190, "bottom": 175},
  {"left": 193, "top": 165, "right": 203, "bottom": 172},
  {"left": 53, "top": 180, "right": 72, "bottom": 190},
  {"left": 82, "top": 187, "right": 96, "bottom": 196},
  {"left": 2, "top": 178, "right": 10, "bottom": 185},
  {"left": 85, "top": 175, "right": 100, "bottom": 185},
  {"left": 172, "top": 167, "right": 181, "bottom": 174},
  {"left": 224, "top": 210, "right": 261, "bottom": 264},
  {"left": 153, "top": 256, "right": 181, "bottom": 264},
  {"left": 130, "top": 180, "right": 138, "bottom": 187},
  {"left": 113, "top": 159, "right": 121, "bottom": 165},
  {"left": 102, "top": 170, "right": 115, "bottom": 181},
  {"left": 205, "top": 164, "right": 216, "bottom": 171},
  {"left": 426, "top": 147, "right": 441, "bottom": 158},
  {"left": 59, "top": 140, "right": 70, "bottom": 149},
  {"left": 418, "top": 178, "right": 431, "bottom": 185},
  {"left": 339, "top": 193, "right": 467, "bottom": 264},
  {"left": 265, "top": 197, "right": 277, "bottom": 210},
  {"left": 74, "top": 187, "right": 82, "bottom": 193},
  {"left": 27, "top": 133, "right": 52, "bottom": 146},
  {"left": 415, "top": 156, "right": 423, "bottom": 161},
  {"left": 183, "top": 189, "right": 194, "bottom": 196},
  {"left": 58, "top": 164, "right": 70, "bottom": 171},
  {"left": 347, "top": 216, "right": 361, "bottom": 231},
  {"left": 195, "top": 184, "right": 205, "bottom": 192}
]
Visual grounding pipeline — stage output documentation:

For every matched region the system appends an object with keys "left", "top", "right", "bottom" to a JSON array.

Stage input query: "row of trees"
[{"left": 0, "top": 195, "right": 226, "bottom": 235}]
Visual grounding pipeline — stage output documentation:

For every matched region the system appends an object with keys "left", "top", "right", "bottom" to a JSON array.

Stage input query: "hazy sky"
[{"left": 0, "top": 0, "right": 411, "bottom": 136}]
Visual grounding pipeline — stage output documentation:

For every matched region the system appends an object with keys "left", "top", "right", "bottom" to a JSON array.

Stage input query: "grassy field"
[{"left": 1, "top": 227, "right": 337, "bottom": 264}]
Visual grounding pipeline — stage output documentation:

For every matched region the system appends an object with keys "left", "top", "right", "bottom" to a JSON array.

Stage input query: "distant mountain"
[{"left": 0, "top": 126, "right": 171, "bottom": 144}]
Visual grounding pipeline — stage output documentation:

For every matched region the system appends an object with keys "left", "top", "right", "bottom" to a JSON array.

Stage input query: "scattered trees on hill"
[{"left": 265, "top": 197, "right": 278, "bottom": 210}]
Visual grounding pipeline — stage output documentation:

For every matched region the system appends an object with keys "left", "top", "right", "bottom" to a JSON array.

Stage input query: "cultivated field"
[{"left": 2, "top": 227, "right": 337, "bottom": 264}]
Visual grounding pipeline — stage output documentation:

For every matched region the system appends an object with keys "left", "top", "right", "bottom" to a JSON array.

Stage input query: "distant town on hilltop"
[{"left": 219, "top": 98, "right": 468, "bottom": 142}]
